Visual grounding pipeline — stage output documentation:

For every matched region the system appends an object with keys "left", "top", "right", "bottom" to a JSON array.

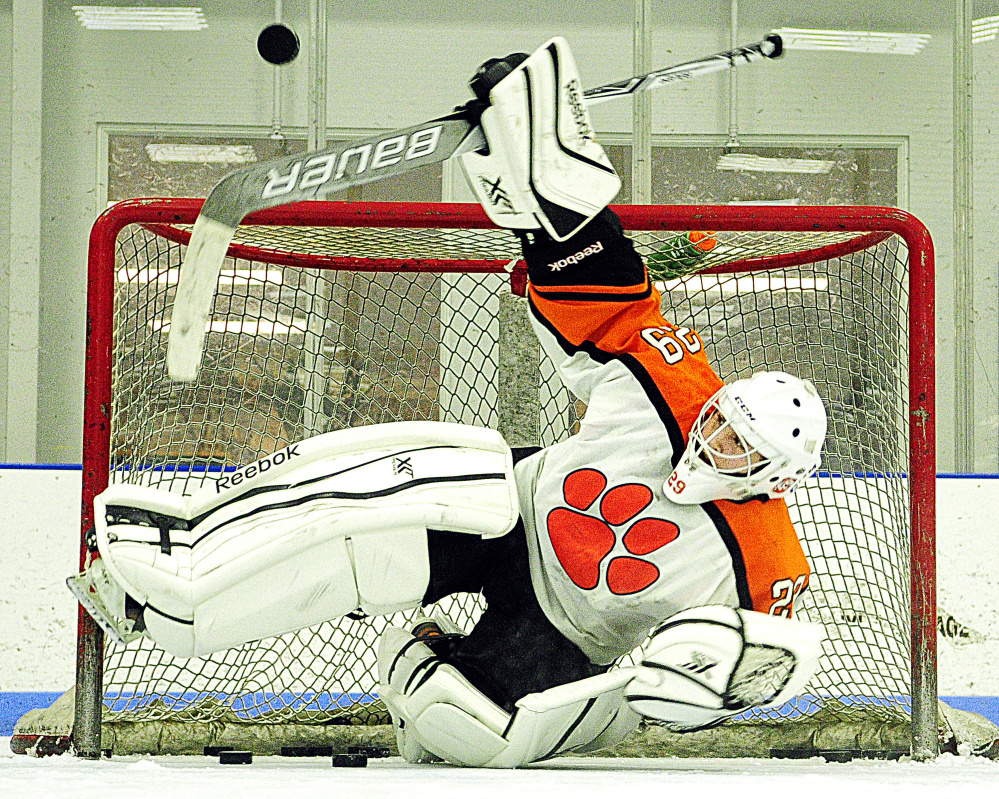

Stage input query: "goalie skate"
[{"left": 67, "top": 558, "right": 143, "bottom": 647}]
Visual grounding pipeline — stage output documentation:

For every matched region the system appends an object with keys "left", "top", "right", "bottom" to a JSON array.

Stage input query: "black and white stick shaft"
[
  {"left": 166, "top": 35, "right": 782, "bottom": 381},
  {"left": 582, "top": 34, "right": 782, "bottom": 104}
]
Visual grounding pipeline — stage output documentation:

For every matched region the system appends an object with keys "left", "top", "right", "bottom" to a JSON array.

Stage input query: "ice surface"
[{"left": 3, "top": 738, "right": 998, "bottom": 799}]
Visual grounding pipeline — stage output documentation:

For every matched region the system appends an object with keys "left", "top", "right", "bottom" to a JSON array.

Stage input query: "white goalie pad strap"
[
  {"left": 377, "top": 626, "right": 641, "bottom": 768},
  {"left": 503, "top": 671, "right": 642, "bottom": 764},
  {"left": 624, "top": 606, "right": 824, "bottom": 732},
  {"left": 459, "top": 37, "right": 621, "bottom": 241},
  {"left": 91, "top": 422, "right": 518, "bottom": 657}
]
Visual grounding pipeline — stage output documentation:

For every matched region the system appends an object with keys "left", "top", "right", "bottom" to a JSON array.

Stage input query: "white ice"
[{"left": 3, "top": 739, "right": 998, "bottom": 799}]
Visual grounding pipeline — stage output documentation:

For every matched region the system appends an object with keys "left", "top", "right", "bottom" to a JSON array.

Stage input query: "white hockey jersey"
[{"left": 515, "top": 272, "right": 810, "bottom": 665}]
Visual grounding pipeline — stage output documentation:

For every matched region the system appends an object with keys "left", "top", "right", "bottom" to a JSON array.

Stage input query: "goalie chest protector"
[{"left": 514, "top": 277, "right": 811, "bottom": 666}]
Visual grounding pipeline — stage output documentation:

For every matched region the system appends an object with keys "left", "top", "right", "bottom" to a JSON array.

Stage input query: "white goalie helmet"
[{"left": 664, "top": 371, "right": 827, "bottom": 505}]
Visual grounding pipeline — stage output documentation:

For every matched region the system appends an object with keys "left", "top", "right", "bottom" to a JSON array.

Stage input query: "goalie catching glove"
[
  {"left": 625, "top": 606, "right": 824, "bottom": 732},
  {"left": 459, "top": 37, "right": 621, "bottom": 241}
]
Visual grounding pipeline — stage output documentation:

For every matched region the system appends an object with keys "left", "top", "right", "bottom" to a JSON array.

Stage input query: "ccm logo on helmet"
[
  {"left": 732, "top": 395, "right": 756, "bottom": 421},
  {"left": 216, "top": 444, "right": 301, "bottom": 492},
  {"left": 548, "top": 240, "right": 603, "bottom": 271}
]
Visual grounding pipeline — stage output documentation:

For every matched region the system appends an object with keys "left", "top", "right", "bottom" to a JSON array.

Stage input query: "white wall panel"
[{"left": 0, "top": 1, "right": 12, "bottom": 459}]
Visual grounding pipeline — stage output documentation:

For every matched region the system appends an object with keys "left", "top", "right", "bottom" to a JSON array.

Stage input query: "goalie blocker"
[
  {"left": 459, "top": 37, "right": 621, "bottom": 242},
  {"left": 70, "top": 422, "right": 518, "bottom": 658}
]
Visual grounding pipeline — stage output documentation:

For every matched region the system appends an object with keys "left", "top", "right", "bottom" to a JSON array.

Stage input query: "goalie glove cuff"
[{"left": 521, "top": 207, "right": 645, "bottom": 287}]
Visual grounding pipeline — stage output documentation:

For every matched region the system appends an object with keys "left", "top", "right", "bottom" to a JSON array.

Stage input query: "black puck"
[
  {"left": 332, "top": 753, "right": 368, "bottom": 767},
  {"left": 204, "top": 745, "right": 236, "bottom": 756},
  {"left": 219, "top": 750, "right": 253, "bottom": 764},
  {"left": 257, "top": 23, "right": 300, "bottom": 66},
  {"left": 281, "top": 745, "right": 334, "bottom": 757},
  {"left": 347, "top": 745, "right": 391, "bottom": 758}
]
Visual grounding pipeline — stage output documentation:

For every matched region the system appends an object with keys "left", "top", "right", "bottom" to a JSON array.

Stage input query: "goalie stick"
[{"left": 166, "top": 34, "right": 782, "bottom": 382}]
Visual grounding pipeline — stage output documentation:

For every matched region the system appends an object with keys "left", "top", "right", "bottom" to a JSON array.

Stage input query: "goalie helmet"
[{"left": 664, "top": 371, "right": 826, "bottom": 505}]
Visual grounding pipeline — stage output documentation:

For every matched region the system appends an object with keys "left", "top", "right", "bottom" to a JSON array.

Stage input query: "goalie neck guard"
[{"left": 664, "top": 371, "right": 826, "bottom": 505}]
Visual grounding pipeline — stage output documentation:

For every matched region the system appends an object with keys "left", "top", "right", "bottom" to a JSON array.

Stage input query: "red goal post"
[{"left": 69, "top": 199, "right": 936, "bottom": 760}]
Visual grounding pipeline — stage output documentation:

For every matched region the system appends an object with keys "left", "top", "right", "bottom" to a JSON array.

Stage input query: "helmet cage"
[{"left": 689, "top": 395, "right": 776, "bottom": 482}]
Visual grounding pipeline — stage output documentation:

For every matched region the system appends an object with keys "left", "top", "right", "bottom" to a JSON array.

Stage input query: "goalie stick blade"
[
  {"left": 167, "top": 216, "right": 235, "bottom": 381},
  {"left": 167, "top": 114, "right": 481, "bottom": 382}
]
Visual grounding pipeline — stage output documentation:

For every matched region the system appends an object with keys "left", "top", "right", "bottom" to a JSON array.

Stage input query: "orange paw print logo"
[{"left": 547, "top": 469, "right": 680, "bottom": 595}]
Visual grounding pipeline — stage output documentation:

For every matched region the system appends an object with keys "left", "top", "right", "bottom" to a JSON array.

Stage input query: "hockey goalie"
[{"left": 69, "top": 37, "right": 826, "bottom": 768}]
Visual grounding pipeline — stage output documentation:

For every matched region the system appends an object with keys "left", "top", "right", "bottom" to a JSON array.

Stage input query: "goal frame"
[{"left": 72, "top": 199, "right": 936, "bottom": 759}]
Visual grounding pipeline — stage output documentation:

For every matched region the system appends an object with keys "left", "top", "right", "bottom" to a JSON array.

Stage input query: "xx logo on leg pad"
[{"left": 547, "top": 469, "right": 680, "bottom": 595}]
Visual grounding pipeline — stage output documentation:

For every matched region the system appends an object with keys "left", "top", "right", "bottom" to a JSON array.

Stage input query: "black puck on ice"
[
  {"left": 347, "top": 744, "right": 390, "bottom": 758},
  {"left": 203, "top": 745, "right": 236, "bottom": 756},
  {"left": 332, "top": 753, "right": 368, "bottom": 767},
  {"left": 219, "top": 750, "right": 253, "bottom": 764},
  {"left": 281, "top": 745, "right": 334, "bottom": 757},
  {"left": 770, "top": 747, "right": 907, "bottom": 762}
]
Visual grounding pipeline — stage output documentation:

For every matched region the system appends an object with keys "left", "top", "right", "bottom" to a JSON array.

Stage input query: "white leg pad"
[
  {"left": 87, "top": 422, "right": 518, "bottom": 657},
  {"left": 625, "top": 605, "right": 824, "bottom": 732},
  {"left": 377, "top": 627, "right": 641, "bottom": 768}
]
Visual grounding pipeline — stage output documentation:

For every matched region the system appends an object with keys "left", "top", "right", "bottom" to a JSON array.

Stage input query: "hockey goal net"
[{"left": 64, "top": 199, "right": 934, "bottom": 759}]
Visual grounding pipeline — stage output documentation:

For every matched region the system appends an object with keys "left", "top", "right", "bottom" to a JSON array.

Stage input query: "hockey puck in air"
[
  {"left": 332, "top": 753, "right": 368, "bottom": 767},
  {"left": 257, "top": 23, "right": 300, "bottom": 65},
  {"left": 219, "top": 750, "right": 253, "bottom": 764}
]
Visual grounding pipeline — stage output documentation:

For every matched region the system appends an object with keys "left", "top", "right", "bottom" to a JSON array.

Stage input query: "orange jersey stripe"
[
  {"left": 712, "top": 497, "right": 811, "bottom": 617},
  {"left": 529, "top": 279, "right": 723, "bottom": 443}
]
